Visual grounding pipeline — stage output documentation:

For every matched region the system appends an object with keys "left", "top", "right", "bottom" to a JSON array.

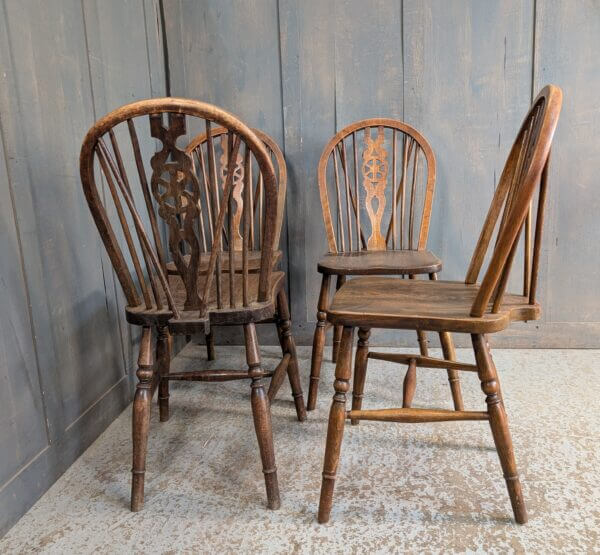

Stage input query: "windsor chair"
[
  {"left": 79, "top": 98, "right": 305, "bottom": 512},
  {"left": 317, "top": 85, "right": 562, "bottom": 525},
  {"left": 307, "top": 119, "right": 463, "bottom": 414},
  {"left": 180, "top": 127, "right": 287, "bottom": 362}
]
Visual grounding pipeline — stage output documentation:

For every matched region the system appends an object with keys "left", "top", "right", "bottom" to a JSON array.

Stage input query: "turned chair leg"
[
  {"left": 131, "top": 327, "right": 154, "bottom": 512},
  {"left": 318, "top": 326, "right": 354, "bottom": 524},
  {"left": 472, "top": 334, "right": 528, "bottom": 524},
  {"left": 331, "top": 276, "right": 346, "bottom": 363},
  {"left": 157, "top": 326, "right": 171, "bottom": 422},
  {"left": 351, "top": 328, "right": 370, "bottom": 425},
  {"left": 439, "top": 331, "right": 464, "bottom": 411},
  {"left": 402, "top": 358, "right": 417, "bottom": 408},
  {"left": 205, "top": 330, "right": 215, "bottom": 361},
  {"left": 244, "top": 323, "right": 281, "bottom": 510},
  {"left": 274, "top": 289, "right": 307, "bottom": 421},
  {"left": 429, "top": 272, "right": 464, "bottom": 411},
  {"left": 307, "top": 274, "right": 331, "bottom": 410}
]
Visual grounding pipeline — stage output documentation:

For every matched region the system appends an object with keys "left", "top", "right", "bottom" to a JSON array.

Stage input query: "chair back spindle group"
[
  {"left": 466, "top": 89, "right": 560, "bottom": 316},
  {"left": 79, "top": 99, "right": 280, "bottom": 325},
  {"left": 318, "top": 119, "right": 436, "bottom": 254}
]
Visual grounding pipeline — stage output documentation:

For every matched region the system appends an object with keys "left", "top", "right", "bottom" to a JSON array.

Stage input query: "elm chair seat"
[
  {"left": 317, "top": 249, "right": 441, "bottom": 276},
  {"left": 327, "top": 277, "right": 539, "bottom": 333}
]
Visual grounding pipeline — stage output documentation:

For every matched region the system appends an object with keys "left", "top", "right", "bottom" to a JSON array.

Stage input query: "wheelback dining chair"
[
  {"left": 183, "top": 127, "right": 288, "bottom": 363},
  {"left": 318, "top": 85, "right": 562, "bottom": 524},
  {"left": 79, "top": 98, "right": 305, "bottom": 512},
  {"left": 307, "top": 119, "right": 464, "bottom": 414}
]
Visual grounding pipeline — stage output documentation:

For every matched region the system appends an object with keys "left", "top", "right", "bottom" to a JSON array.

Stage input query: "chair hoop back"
[
  {"left": 466, "top": 85, "right": 562, "bottom": 317},
  {"left": 185, "top": 126, "right": 287, "bottom": 251},
  {"left": 79, "top": 98, "right": 278, "bottom": 320},
  {"left": 317, "top": 118, "right": 436, "bottom": 253}
]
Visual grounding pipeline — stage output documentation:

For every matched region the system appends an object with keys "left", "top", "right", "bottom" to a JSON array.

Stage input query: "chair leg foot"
[
  {"left": 131, "top": 327, "right": 153, "bottom": 512},
  {"left": 351, "top": 328, "right": 370, "bottom": 425},
  {"left": 318, "top": 326, "right": 354, "bottom": 523},
  {"left": 307, "top": 274, "right": 331, "bottom": 411},
  {"left": 245, "top": 323, "right": 281, "bottom": 510},
  {"left": 472, "top": 334, "right": 528, "bottom": 524}
]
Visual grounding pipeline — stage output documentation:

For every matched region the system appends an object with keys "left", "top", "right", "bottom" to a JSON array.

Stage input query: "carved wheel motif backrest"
[
  {"left": 317, "top": 119, "right": 436, "bottom": 253},
  {"left": 186, "top": 127, "right": 287, "bottom": 254},
  {"left": 466, "top": 85, "right": 562, "bottom": 317},
  {"left": 79, "top": 98, "right": 278, "bottom": 320}
]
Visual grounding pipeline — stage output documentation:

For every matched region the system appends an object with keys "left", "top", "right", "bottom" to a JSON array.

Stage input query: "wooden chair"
[
  {"left": 317, "top": 85, "right": 562, "bottom": 525},
  {"left": 307, "top": 119, "right": 463, "bottom": 413},
  {"left": 182, "top": 127, "right": 287, "bottom": 361},
  {"left": 79, "top": 98, "right": 305, "bottom": 512}
]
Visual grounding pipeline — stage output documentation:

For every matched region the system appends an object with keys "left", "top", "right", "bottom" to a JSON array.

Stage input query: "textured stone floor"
[{"left": 1, "top": 345, "right": 599, "bottom": 553}]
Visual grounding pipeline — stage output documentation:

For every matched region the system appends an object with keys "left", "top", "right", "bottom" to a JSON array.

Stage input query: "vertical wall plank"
[
  {"left": 0, "top": 0, "right": 166, "bottom": 535},
  {"left": 334, "top": 0, "right": 403, "bottom": 126},
  {"left": 403, "top": 0, "right": 534, "bottom": 283},
  {"left": 0, "top": 115, "right": 48, "bottom": 489},
  {"left": 279, "top": 0, "right": 336, "bottom": 328},
  {"left": 534, "top": 0, "right": 600, "bottom": 323}
]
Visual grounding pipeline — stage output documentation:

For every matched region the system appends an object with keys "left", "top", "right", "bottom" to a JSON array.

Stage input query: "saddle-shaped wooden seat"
[
  {"left": 317, "top": 249, "right": 441, "bottom": 276},
  {"left": 328, "top": 277, "right": 539, "bottom": 333}
]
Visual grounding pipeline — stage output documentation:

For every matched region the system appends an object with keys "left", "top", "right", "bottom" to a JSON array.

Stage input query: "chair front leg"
[
  {"left": 244, "top": 323, "right": 281, "bottom": 510},
  {"left": 131, "top": 326, "right": 154, "bottom": 512},
  {"left": 318, "top": 325, "right": 354, "bottom": 524},
  {"left": 157, "top": 326, "right": 171, "bottom": 422},
  {"left": 472, "top": 334, "right": 527, "bottom": 524},
  {"left": 307, "top": 273, "right": 332, "bottom": 410}
]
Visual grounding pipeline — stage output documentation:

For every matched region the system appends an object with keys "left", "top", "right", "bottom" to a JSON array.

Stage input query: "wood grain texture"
[
  {"left": 534, "top": 0, "right": 600, "bottom": 323},
  {"left": 159, "top": 0, "right": 600, "bottom": 348},
  {"left": 0, "top": 0, "right": 165, "bottom": 535}
]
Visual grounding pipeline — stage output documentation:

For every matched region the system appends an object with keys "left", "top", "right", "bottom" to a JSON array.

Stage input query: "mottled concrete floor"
[{"left": 2, "top": 345, "right": 599, "bottom": 553}]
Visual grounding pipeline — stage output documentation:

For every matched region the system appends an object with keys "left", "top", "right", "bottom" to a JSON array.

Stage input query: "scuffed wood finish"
[
  {"left": 318, "top": 86, "right": 562, "bottom": 525},
  {"left": 80, "top": 97, "right": 304, "bottom": 512},
  {"left": 308, "top": 118, "right": 457, "bottom": 411}
]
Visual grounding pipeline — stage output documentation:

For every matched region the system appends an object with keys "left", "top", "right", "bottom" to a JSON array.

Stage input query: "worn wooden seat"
[
  {"left": 79, "top": 98, "right": 305, "bottom": 514},
  {"left": 126, "top": 271, "right": 286, "bottom": 331},
  {"left": 318, "top": 85, "right": 562, "bottom": 526},
  {"left": 317, "top": 249, "right": 441, "bottom": 275},
  {"left": 328, "top": 277, "right": 539, "bottom": 333},
  {"left": 307, "top": 118, "right": 463, "bottom": 413}
]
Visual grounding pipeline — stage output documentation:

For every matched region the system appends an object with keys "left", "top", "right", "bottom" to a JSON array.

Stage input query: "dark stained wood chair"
[
  {"left": 79, "top": 98, "right": 305, "bottom": 512},
  {"left": 317, "top": 85, "right": 562, "bottom": 525},
  {"left": 307, "top": 119, "right": 463, "bottom": 413},
  {"left": 181, "top": 127, "right": 287, "bottom": 362}
]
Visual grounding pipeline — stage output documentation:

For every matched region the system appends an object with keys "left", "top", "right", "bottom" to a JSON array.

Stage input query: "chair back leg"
[
  {"left": 245, "top": 323, "right": 281, "bottom": 510},
  {"left": 307, "top": 274, "right": 331, "bottom": 410}
]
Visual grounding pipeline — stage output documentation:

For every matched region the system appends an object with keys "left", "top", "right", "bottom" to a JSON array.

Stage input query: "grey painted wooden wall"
[
  {"left": 0, "top": 0, "right": 167, "bottom": 534},
  {"left": 164, "top": 0, "right": 600, "bottom": 348},
  {"left": 1, "top": 0, "right": 599, "bottom": 538}
]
